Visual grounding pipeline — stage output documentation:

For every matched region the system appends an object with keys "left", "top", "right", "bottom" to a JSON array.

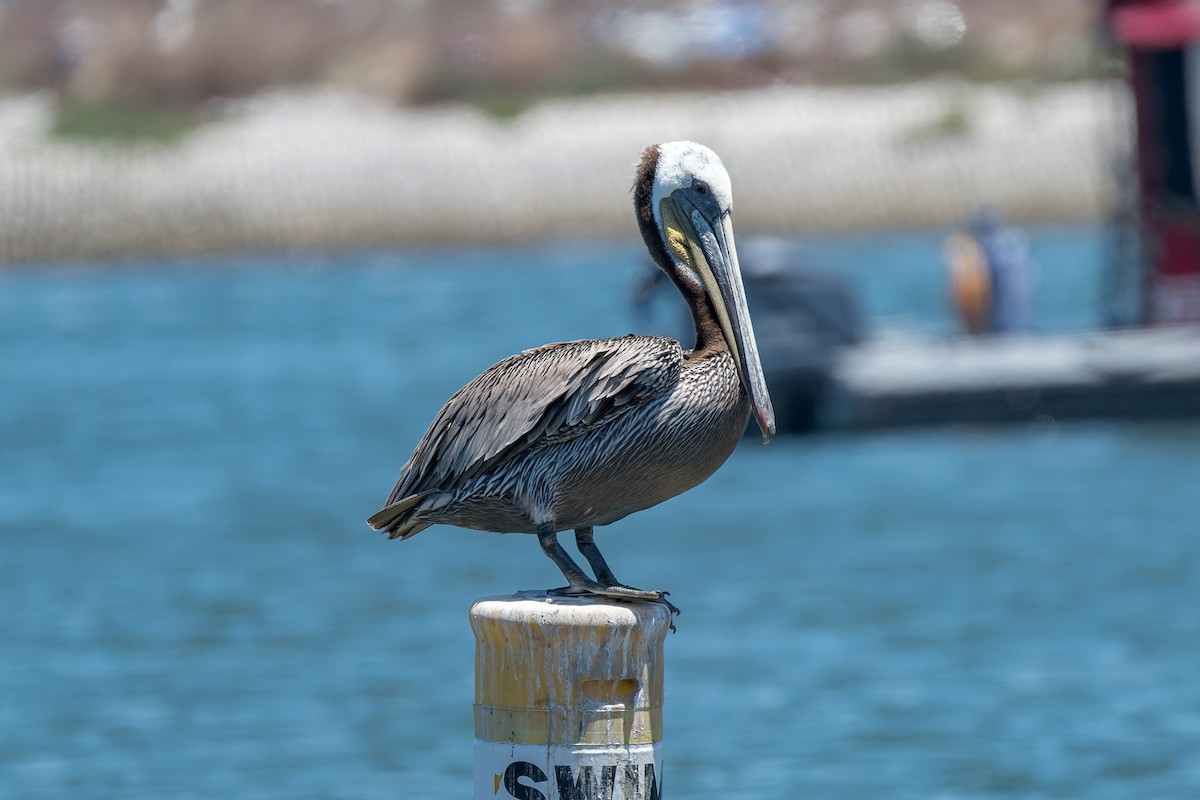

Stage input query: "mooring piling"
[{"left": 470, "top": 593, "right": 672, "bottom": 800}]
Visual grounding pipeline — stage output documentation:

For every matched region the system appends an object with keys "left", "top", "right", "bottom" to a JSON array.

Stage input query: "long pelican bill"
[{"left": 661, "top": 193, "right": 776, "bottom": 443}]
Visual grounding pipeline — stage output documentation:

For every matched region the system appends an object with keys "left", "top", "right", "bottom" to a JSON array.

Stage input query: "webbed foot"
[{"left": 548, "top": 580, "right": 680, "bottom": 625}]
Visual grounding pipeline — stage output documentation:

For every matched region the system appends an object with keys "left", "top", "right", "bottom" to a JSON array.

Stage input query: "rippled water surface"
[{"left": 3, "top": 228, "right": 1199, "bottom": 799}]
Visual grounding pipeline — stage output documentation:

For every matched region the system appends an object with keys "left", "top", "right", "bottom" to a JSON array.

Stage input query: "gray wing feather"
[{"left": 382, "top": 336, "right": 680, "bottom": 507}]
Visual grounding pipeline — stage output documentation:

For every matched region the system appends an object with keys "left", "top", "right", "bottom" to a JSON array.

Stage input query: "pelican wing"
[{"left": 384, "top": 336, "right": 681, "bottom": 505}]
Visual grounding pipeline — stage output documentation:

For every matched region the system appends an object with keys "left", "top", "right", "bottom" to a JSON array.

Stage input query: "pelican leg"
[
  {"left": 573, "top": 527, "right": 622, "bottom": 586},
  {"left": 540, "top": 522, "right": 662, "bottom": 597},
  {"left": 575, "top": 527, "right": 680, "bottom": 618},
  {"left": 537, "top": 524, "right": 603, "bottom": 592},
  {"left": 538, "top": 524, "right": 675, "bottom": 612}
]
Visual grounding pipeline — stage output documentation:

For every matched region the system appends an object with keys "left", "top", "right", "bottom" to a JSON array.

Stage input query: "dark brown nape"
[
  {"left": 633, "top": 145, "right": 669, "bottom": 269},
  {"left": 632, "top": 144, "right": 725, "bottom": 357}
]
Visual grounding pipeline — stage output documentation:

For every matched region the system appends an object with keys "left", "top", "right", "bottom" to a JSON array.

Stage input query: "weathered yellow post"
[{"left": 470, "top": 593, "right": 672, "bottom": 800}]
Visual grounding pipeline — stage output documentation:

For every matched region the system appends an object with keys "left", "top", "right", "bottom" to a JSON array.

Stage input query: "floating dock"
[{"left": 826, "top": 326, "right": 1200, "bottom": 430}]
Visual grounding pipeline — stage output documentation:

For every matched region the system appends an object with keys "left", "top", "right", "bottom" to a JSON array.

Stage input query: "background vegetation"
[{"left": 0, "top": 0, "right": 1108, "bottom": 141}]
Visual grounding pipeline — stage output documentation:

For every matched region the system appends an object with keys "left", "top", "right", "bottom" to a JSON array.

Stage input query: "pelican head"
[{"left": 635, "top": 141, "right": 776, "bottom": 443}]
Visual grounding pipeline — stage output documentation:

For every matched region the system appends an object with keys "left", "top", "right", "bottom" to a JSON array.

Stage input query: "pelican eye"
[{"left": 694, "top": 181, "right": 709, "bottom": 196}]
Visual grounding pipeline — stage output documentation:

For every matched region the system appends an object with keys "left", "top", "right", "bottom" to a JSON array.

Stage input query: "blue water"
[{"left": 2, "top": 227, "right": 1199, "bottom": 799}]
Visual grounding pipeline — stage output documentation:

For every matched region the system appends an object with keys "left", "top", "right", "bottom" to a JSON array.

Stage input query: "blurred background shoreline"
[
  {"left": 0, "top": 0, "right": 1115, "bottom": 263},
  {"left": 1, "top": 81, "right": 1120, "bottom": 262}
]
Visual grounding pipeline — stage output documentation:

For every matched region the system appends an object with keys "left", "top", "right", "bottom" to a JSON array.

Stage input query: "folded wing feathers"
[{"left": 378, "top": 336, "right": 680, "bottom": 514}]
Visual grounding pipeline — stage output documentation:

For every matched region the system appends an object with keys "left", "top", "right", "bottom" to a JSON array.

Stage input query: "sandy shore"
[{"left": 0, "top": 82, "right": 1125, "bottom": 262}]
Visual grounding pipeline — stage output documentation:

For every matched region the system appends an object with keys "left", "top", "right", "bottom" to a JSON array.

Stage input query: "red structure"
[{"left": 1108, "top": 0, "right": 1200, "bottom": 324}]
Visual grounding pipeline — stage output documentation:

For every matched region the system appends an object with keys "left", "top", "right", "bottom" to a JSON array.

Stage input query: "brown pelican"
[{"left": 368, "top": 141, "right": 775, "bottom": 612}]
